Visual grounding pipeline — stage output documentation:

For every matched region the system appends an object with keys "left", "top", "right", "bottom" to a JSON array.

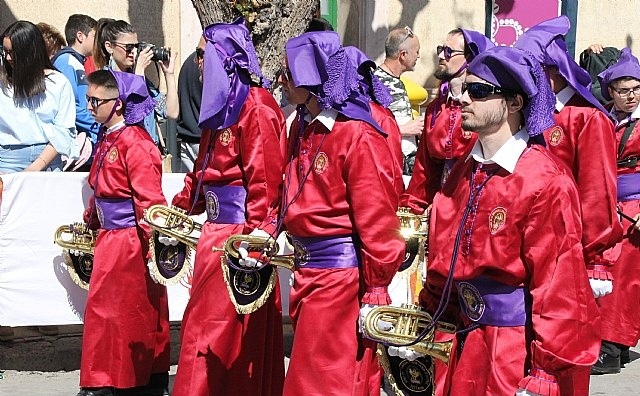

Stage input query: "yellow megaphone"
[{"left": 401, "top": 76, "right": 428, "bottom": 118}]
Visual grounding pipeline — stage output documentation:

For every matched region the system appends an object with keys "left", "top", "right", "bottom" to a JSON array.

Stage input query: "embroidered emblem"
[
  {"left": 399, "top": 359, "right": 432, "bottom": 392},
  {"left": 158, "top": 245, "right": 180, "bottom": 272},
  {"left": 291, "top": 238, "right": 309, "bottom": 266},
  {"left": 78, "top": 255, "right": 93, "bottom": 278},
  {"left": 548, "top": 126, "right": 563, "bottom": 146},
  {"left": 313, "top": 152, "right": 329, "bottom": 174},
  {"left": 219, "top": 128, "right": 232, "bottom": 146},
  {"left": 233, "top": 270, "right": 261, "bottom": 295},
  {"left": 458, "top": 282, "right": 485, "bottom": 321},
  {"left": 462, "top": 130, "right": 473, "bottom": 139},
  {"left": 205, "top": 191, "right": 220, "bottom": 221},
  {"left": 107, "top": 147, "right": 118, "bottom": 162},
  {"left": 489, "top": 207, "right": 507, "bottom": 234}
]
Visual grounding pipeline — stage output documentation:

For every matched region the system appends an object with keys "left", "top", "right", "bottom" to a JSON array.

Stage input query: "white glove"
[
  {"left": 515, "top": 389, "right": 543, "bottom": 396},
  {"left": 589, "top": 278, "right": 613, "bottom": 298},
  {"left": 358, "top": 303, "right": 394, "bottom": 335},
  {"left": 158, "top": 235, "right": 179, "bottom": 246},
  {"left": 388, "top": 345, "right": 425, "bottom": 361},
  {"left": 237, "top": 228, "right": 271, "bottom": 269}
]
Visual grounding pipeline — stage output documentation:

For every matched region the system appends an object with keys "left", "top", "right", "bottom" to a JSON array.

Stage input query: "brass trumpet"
[
  {"left": 363, "top": 304, "right": 453, "bottom": 363},
  {"left": 143, "top": 204, "right": 202, "bottom": 248},
  {"left": 397, "top": 207, "right": 430, "bottom": 240},
  {"left": 54, "top": 222, "right": 96, "bottom": 290},
  {"left": 216, "top": 234, "right": 295, "bottom": 271}
]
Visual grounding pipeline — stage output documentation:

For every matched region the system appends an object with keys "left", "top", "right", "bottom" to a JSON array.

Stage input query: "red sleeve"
[
  {"left": 344, "top": 127, "right": 405, "bottom": 304},
  {"left": 574, "top": 112, "right": 623, "bottom": 276},
  {"left": 171, "top": 129, "right": 211, "bottom": 213},
  {"left": 521, "top": 175, "right": 600, "bottom": 387}
]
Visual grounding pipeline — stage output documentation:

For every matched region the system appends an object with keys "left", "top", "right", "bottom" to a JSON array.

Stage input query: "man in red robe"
[
  {"left": 397, "top": 46, "right": 600, "bottom": 396},
  {"left": 594, "top": 47, "right": 640, "bottom": 374},
  {"left": 266, "top": 31, "right": 405, "bottom": 395},
  {"left": 170, "top": 19, "right": 286, "bottom": 396},
  {"left": 78, "top": 70, "right": 170, "bottom": 396}
]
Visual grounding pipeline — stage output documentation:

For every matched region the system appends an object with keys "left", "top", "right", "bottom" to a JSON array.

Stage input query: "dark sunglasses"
[
  {"left": 437, "top": 45, "right": 465, "bottom": 60},
  {"left": 112, "top": 42, "right": 139, "bottom": 54},
  {"left": 86, "top": 95, "right": 119, "bottom": 108},
  {"left": 195, "top": 47, "right": 205, "bottom": 60},
  {"left": 462, "top": 82, "right": 514, "bottom": 100}
]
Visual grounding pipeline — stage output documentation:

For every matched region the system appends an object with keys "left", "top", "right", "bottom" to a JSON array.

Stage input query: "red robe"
[
  {"left": 80, "top": 124, "right": 169, "bottom": 389},
  {"left": 371, "top": 102, "right": 405, "bottom": 196},
  {"left": 171, "top": 87, "right": 286, "bottom": 396},
  {"left": 598, "top": 118, "right": 640, "bottom": 347},
  {"left": 421, "top": 144, "right": 600, "bottom": 396},
  {"left": 546, "top": 95, "right": 622, "bottom": 275},
  {"left": 400, "top": 98, "right": 477, "bottom": 212},
  {"left": 275, "top": 114, "right": 405, "bottom": 396}
]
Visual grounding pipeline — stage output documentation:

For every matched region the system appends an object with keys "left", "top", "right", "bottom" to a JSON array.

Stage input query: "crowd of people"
[{"left": 3, "top": 9, "right": 640, "bottom": 396}]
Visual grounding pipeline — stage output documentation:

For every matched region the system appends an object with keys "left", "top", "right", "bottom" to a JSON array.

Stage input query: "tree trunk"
[{"left": 190, "top": 0, "right": 319, "bottom": 81}]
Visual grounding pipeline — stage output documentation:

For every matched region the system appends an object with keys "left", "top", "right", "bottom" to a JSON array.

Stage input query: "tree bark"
[{"left": 190, "top": 0, "right": 319, "bottom": 81}]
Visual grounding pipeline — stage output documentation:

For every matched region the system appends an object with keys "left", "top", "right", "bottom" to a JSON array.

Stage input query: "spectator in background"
[
  {"left": 175, "top": 51, "right": 202, "bottom": 172},
  {"left": 93, "top": 18, "right": 178, "bottom": 146},
  {"left": 36, "top": 22, "right": 66, "bottom": 59},
  {"left": 0, "top": 21, "right": 77, "bottom": 173},
  {"left": 374, "top": 26, "right": 424, "bottom": 177},
  {"left": 52, "top": 14, "right": 98, "bottom": 171}
]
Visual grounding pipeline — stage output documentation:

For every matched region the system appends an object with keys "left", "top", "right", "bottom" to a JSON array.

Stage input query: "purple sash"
[
  {"left": 95, "top": 197, "right": 136, "bottom": 230},
  {"left": 289, "top": 235, "right": 359, "bottom": 269},
  {"left": 617, "top": 173, "right": 640, "bottom": 202},
  {"left": 204, "top": 185, "right": 246, "bottom": 224},
  {"left": 457, "top": 277, "right": 528, "bottom": 327}
]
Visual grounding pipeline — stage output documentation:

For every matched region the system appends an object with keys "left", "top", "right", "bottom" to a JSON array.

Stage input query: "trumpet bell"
[{"left": 54, "top": 222, "right": 96, "bottom": 290}]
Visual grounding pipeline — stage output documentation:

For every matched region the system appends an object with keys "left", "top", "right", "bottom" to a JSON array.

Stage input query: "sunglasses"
[
  {"left": 86, "top": 95, "right": 119, "bottom": 108},
  {"left": 462, "top": 82, "right": 514, "bottom": 100},
  {"left": 437, "top": 45, "right": 465, "bottom": 60},
  {"left": 112, "top": 42, "right": 139, "bottom": 54},
  {"left": 400, "top": 26, "right": 414, "bottom": 42},
  {"left": 195, "top": 47, "right": 205, "bottom": 60}
]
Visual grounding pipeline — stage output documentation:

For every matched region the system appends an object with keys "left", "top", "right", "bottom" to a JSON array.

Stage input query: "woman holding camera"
[
  {"left": 0, "top": 20, "right": 77, "bottom": 173},
  {"left": 93, "top": 18, "right": 178, "bottom": 145}
]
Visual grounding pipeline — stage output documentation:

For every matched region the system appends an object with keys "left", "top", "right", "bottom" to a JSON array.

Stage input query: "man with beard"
[
  {"left": 391, "top": 46, "right": 600, "bottom": 396},
  {"left": 374, "top": 26, "right": 424, "bottom": 177}
]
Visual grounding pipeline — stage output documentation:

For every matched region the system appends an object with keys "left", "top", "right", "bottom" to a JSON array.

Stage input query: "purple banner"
[{"left": 490, "top": 0, "right": 561, "bottom": 47}]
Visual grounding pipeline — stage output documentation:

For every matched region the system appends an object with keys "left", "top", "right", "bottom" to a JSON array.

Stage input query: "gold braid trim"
[
  {"left": 63, "top": 250, "right": 90, "bottom": 291},
  {"left": 147, "top": 233, "right": 194, "bottom": 286},
  {"left": 220, "top": 256, "right": 278, "bottom": 315}
]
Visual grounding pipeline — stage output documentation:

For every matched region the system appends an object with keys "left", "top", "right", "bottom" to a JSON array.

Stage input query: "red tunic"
[
  {"left": 171, "top": 87, "right": 286, "bottom": 396},
  {"left": 598, "top": 119, "right": 640, "bottom": 347},
  {"left": 400, "top": 98, "right": 477, "bottom": 212},
  {"left": 371, "top": 102, "right": 404, "bottom": 196},
  {"left": 80, "top": 124, "right": 170, "bottom": 389},
  {"left": 546, "top": 95, "right": 622, "bottom": 275},
  {"left": 421, "top": 145, "right": 600, "bottom": 396},
  {"left": 279, "top": 114, "right": 405, "bottom": 396}
]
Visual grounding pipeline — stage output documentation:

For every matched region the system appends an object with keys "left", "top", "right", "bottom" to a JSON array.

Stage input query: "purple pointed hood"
[
  {"left": 110, "top": 70, "right": 155, "bottom": 125},
  {"left": 598, "top": 48, "right": 640, "bottom": 101}
]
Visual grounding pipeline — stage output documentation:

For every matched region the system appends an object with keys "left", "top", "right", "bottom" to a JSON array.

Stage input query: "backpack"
[{"left": 579, "top": 46, "right": 620, "bottom": 106}]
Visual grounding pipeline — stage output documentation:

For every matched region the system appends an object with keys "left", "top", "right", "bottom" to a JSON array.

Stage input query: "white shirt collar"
[
  {"left": 106, "top": 120, "right": 126, "bottom": 134},
  {"left": 466, "top": 129, "right": 530, "bottom": 174},
  {"left": 555, "top": 85, "right": 576, "bottom": 112},
  {"left": 610, "top": 104, "right": 640, "bottom": 128},
  {"left": 306, "top": 108, "right": 339, "bottom": 132}
]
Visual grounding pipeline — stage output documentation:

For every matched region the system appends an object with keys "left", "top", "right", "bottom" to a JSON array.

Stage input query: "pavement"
[{"left": 0, "top": 347, "right": 639, "bottom": 395}]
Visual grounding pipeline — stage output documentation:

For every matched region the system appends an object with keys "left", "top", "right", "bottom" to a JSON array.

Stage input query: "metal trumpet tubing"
[
  {"left": 143, "top": 204, "right": 202, "bottom": 248},
  {"left": 217, "top": 234, "right": 296, "bottom": 272},
  {"left": 53, "top": 222, "right": 96, "bottom": 254}
]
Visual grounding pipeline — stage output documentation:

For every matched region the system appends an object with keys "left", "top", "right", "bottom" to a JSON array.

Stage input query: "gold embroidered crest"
[
  {"left": 548, "top": 126, "right": 563, "bottom": 146},
  {"left": 489, "top": 207, "right": 507, "bottom": 234},
  {"left": 219, "top": 128, "right": 232, "bottom": 146},
  {"left": 462, "top": 130, "right": 473, "bottom": 139},
  {"left": 314, "top": 152, "right": 329, "bottom": 174},
  {"left": 107, "top": 147, "right": 118, "bottom": 162}
]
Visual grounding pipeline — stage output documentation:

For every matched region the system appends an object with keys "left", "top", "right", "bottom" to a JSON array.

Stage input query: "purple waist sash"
[
  {"left": 95, "top": 197, "right": 136, "bottom": 230},
  {"left": 617, "top": 173, "right": 640, "bottom": 202},
  {"left": 204, "top": 185, "right": 246, "bottom": 224},
  {"left": 289, "top": 235, "right": 359, "bottom": 269},
  {"left": 456, "top": 277, "right": 528, "bottom": 327}
]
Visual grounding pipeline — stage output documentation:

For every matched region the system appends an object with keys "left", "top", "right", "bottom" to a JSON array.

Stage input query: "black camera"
[{"left": 138, "top": 42, "right": 171, "bottom": 62}]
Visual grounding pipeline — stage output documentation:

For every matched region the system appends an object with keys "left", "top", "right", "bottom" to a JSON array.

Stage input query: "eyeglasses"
[
  {"left": 437, "top": 45, "right": 465, "bottom": 61},
  {"left": 195, "top": 47, "right": 205, "bottom": 60},
  {"left": 462, "top": 82, "right": 514, "bottom": 100},
  {"left": 112, "top": 42, "right": 139, "bottom": 54},
  {"left": 612, "top": 85, "right": 640, "bottom": 97},
  {"left": 0, "top": 45, "right": 13, "bottom": 59},
  {"left": 86, "top": 95, "right": 119, "bottom": 108}
]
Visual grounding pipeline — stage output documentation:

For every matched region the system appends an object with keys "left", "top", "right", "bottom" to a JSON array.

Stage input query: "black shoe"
[
  {"left": 76, "top": 388, "right": 115, "bottom": 396},
  {"left": 591, "top": 351, "right": 621, "bottom": 375},
  {"left": 621, "top": 348, "right": 631, "bottom": 365}
]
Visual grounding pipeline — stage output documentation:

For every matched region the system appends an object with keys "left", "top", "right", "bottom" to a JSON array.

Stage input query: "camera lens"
[{"left": 152, "top": 47, "right": 171, "bottom": 62}]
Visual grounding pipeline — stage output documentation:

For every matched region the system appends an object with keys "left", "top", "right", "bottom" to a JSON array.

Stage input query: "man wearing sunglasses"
[
  {"left": 393, "top": 46, "right": 600, "bottom": 396},
  {"left": 374, "top": 26, "right": 424, "bottom": 178},
  {"left": 588, "top": 47, "right": 640, "bottom": 378}
]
